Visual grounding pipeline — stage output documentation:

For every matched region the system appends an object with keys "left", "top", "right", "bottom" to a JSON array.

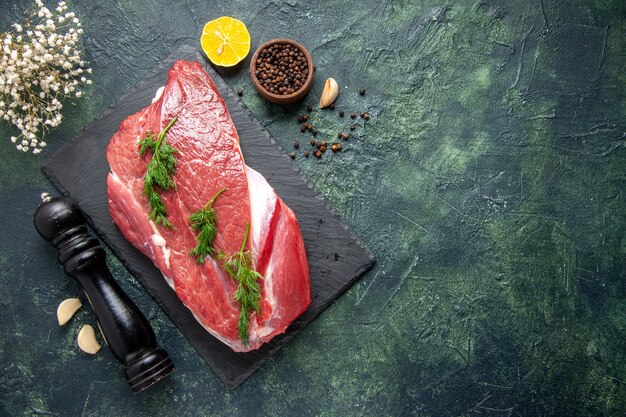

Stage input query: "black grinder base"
[{"left": 126, "top": 347, "right": 175, "bottom": 394}]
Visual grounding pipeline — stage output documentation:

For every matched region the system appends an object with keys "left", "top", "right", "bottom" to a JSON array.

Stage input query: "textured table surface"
[{"left": 1, "top": 1, "right": 625, "bottom": 416}]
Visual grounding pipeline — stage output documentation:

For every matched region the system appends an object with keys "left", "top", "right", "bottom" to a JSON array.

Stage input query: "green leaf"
[
  {"left": 189, "top": 188, "right": 227, "bottom": 264},
  {"left": 218, "top": 222, "right": 263, "bottom": 347},
  {"left": 138, "top": 116, "right": 178, "bottom": 228}
]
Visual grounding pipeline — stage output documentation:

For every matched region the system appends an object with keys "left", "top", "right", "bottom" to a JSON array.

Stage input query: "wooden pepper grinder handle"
[{"left": 33, "top": 192, "right": 175, "bottom": 393}]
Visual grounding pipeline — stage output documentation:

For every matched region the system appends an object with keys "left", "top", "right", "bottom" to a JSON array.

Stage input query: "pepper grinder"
[{"left": 33, "top": 192, "right": 175, "bottom": 393}]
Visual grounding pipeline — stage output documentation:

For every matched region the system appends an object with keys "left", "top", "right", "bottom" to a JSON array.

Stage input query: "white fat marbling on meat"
[
  {"left": 151, "top": 234, "right": 166, "bottom": 247},
  {"left": 149, "top": 220, "right": 171, "bottom": 269},
  {"left": 152, "top": 86, "right": 165, "bottom": 104},
  {"left": 245, "top": 166, "right": 274, "bottom": 256},
  {"left": 245, "top": 166, "right": 278, "bottom": 315},
  {"left": 162, "top": 247, "right": 171, "bottom": 269}
]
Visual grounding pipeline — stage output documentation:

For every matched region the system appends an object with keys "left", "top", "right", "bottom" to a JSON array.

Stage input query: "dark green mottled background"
[{"left": 1, "top": 1, "right": 625, "bottom": 416}]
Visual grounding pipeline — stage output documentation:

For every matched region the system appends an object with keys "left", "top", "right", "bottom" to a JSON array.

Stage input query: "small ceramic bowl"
[{"left": 250, "top": 38, "right": 314, "bottom": 105}]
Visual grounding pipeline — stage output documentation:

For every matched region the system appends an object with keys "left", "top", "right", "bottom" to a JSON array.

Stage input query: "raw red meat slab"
[{"left": 106, "top": 60, "right": 311, "bottom": 352}]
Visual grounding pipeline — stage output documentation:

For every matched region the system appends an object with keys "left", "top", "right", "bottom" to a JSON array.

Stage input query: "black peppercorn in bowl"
[{"left": 250, "top": 38, "right": 314, "bottom": 104}]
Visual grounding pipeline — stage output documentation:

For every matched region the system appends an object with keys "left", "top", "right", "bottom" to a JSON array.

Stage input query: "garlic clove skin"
[
  {"left": 77, "top": 324, "right": 101, "bottom": 355},
  {"left": 57, "top": 298, "right": 82, "bottom": 326},
  {"left": 319, "top": 78, "right": 339, "bottom": 108}
]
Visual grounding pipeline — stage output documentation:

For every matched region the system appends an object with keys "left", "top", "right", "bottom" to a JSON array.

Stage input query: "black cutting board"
[{"left": 42, "top": 45, "right": 375, "bottom": 389}]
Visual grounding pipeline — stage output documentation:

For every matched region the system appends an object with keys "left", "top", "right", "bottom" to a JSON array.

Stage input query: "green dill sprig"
[
  {"left": 219, "top": 222, "right": 263, "bottom": 346},
  {"left": 138, "top": 116, "right": 178, "bottom": 228},
  {"left": 190, "top": 187, "right": 227, "bottom": 264}
]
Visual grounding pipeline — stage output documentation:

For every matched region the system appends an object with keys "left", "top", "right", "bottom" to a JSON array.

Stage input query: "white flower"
[{"left": 1, "top": 0, "right": 91, "bottom": 154}]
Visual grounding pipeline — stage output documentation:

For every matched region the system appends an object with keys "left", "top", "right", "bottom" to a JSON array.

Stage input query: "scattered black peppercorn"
[
  {"left": 312, "top": 129, "right": 317, "bottom": 136},
  {"left": 255, "top": 43, "right": 309, "bottom": 95},
  {"left": 337, "top": 132, "right": 342, "bottom": 139},
  {"left": 338, "top": 110, "right": 344, "bottom": 117},
  {"left": 304, "top": 150, "right": 310, "bottom": 157},
  {"left": 297, "top": 115, "right": 304, "bottom": 123},
  {"left": 359, "top": 88, "right": 366, "bottom": 96},
  {"left": 314, "top": 150, "right": 322, "bottom": 158},
  {"left": 321, "top": 140, "right": 328, "bottom": 147},
  {"left": 300, "top": 125, "right": 306, "bottom": 133},
  {"left": 307, "top": 105, "right": 312, "bottom": 113},
  {"left": 310, "top": 139, "right": 316, "bottom": 146},
  {"left": 237, "top": 89, "right": 243, "bottom": 97},
  {"left": 289, "top": 152, "right": 296, "bottom": 159},
  {"left": 342, "top": 133, "right": 349, "bottom": 140},
  {"left": 320, "top": 145, "right": 327, "bottom": 153},
  {"left": 363, "top": 113, "right": 370, "bottom": 120},
  {"left": 302, "top": 114, "right": 309, "bottom": 122},
  {"left": 350, "top": 124, "right": 356, "bottom": 130},
  {"left": 293, "top": 141, "right": 299, "bottom": 149},
  {"left": 350, "top": 113, "right": 356, "bottom": 119}
]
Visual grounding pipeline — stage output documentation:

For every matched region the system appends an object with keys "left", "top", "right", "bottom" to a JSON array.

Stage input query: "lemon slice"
[{"left": 201, "top": 16, "right": 251, "bottom": 67}]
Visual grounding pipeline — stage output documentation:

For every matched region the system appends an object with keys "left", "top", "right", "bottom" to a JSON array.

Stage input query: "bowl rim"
[{"left": 249, "top": 38, "right": 314, "bottom": 101}]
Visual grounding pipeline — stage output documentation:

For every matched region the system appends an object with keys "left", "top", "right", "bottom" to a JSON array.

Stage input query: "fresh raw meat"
[{"left": 106, "top": 60, "right": 311, "bottom": 352}]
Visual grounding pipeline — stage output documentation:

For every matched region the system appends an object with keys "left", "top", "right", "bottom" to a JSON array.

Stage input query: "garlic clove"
[
  {"left": 77, "top": 324, "right": 101, "bottom": 355},
  {"left": 319, "top": 78, "right": 339, "bottom": 108},
  {"left": 57, "top": 298, "right": 82, "bottom": 326}
]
